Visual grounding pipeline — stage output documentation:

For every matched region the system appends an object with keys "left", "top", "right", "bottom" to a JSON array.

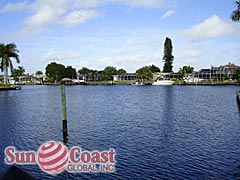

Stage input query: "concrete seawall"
[{"left": 0, "top": 85, "right": 21, "bottom": 91}]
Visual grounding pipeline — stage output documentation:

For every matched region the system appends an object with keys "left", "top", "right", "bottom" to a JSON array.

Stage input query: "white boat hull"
[{"left": 152, "top": 80, "right": 174, "bottom": 85}]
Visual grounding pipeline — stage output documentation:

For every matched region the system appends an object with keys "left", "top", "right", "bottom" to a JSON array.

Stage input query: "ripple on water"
[{"left": 0, "top": 85, "right": 240, "bottom": 179}]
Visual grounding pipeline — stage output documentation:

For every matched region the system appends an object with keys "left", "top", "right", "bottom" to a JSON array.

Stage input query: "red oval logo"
[{"left": 37, "top": 141, "right": 69, "bottom": 174}]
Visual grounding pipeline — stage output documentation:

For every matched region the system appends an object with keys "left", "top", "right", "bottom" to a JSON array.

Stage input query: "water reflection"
[
  {"left": 237, "top": 96, "right": 240, "bottom": 112},
  {"left": 160, "top": 86, "right": 175, "bottom": 148},
  {"left": 62, "top": 130, "right": 68, "bottom": 146}
]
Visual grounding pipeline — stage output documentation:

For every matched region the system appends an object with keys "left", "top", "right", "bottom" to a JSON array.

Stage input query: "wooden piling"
[{"left": 61, "top": 85, "right": 68, "bottom": 132}]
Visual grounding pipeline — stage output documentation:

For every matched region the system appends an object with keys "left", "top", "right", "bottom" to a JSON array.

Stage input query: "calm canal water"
[{"left": 0, "top": 85, "right": 240, "bottom": 179}]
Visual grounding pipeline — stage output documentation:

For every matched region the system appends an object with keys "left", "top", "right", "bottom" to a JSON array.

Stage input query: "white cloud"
[
  {"left": 160, "top": 10, "right": 175, "bottom": 20},
  {"left": 73, "top": 0, "right": 173, "bottom": 9},
  {"left": 73, "top": 0, "right": 99, "bottom": 8},
  {"left": 25, "top": 6, "right": 60, "bottom": 27},
  {"left": 0, "top": 0, "right": 172, "bottom": 16},
  {"left": 180, "top": 50, "right": 199, "bottom": 60},
  {"left": 61, "top": 10, "right": 100, "bottom": 27},
  {"left": 32, "top": 0, "right": 70, "bottom": 11},
  {"left": 0, "top": 1, "right": 30, "bottom": 13},
  {"left": 9, "top": 0, "right": 102, "bottom": 37},
  {"left": 2, "top": 0, "right": 175, "bottom": 37},
  {"left": 181, "top": 15, "right": 234, "bottom": 42},
  {"left": 42, "top": 49, "right": 81, "bottom": 62},
  {"left": 126, "top": 38, "right": 137, "bottom": 46},
  {"left": 16, "top": 26, "right": 47, "bottom": 37},
  {"left": 176, "top": 49, "right": 200, "bottom": 68},
  {"left": 78, "top": 54, "right": 148, "bottom": 71},
  {"left": 120, "top": 0, "right": 173, "bottom": 8},
  {"left": 15, "top": 0, "right": 69, "bottom": 36}
]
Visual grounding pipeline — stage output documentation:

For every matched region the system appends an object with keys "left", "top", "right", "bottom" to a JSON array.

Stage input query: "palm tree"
[
  {"left": 0, "top": 43, "right": 20, "bottom": 84},
  {"left": 231, "top": 0, "right": 240, "bottom": 21},
  {"left": 35, "top": 70, "right": 43, "bottom": 76}
]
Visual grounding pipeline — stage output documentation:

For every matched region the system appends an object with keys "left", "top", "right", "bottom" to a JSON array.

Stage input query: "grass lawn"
[
  {"left": 86, "top": 80, "right": 132, "bottom": 85},
  {"left": 86, "top": 81, "right": 114, "bottom": 85},
  {"left": 0, "top": 84, "right": 11, "bottom": 88}
]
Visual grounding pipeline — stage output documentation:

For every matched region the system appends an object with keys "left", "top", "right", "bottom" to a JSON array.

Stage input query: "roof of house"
[
  {"left": 222, "top": 64, "right": 239, "bottom": 68},
  {"left": 61, "top": 78, "right": 72, "bottom": 81}
]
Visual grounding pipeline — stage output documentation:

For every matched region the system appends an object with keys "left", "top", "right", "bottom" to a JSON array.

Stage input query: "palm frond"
[
  {"left": 0, "top": 42, "right": 20, "bottom": 75},
  {"left": 232, "top": 1, "right": 240, "bottom": 21},
  {"left": 235, "top": 0, "right": 240, "bottom": 9},
  {"left": 231, "top": 10, "right": 240, "bottom": 21},
  {"left": 9, "top": 52, "right": 20, "bottom": 63}
]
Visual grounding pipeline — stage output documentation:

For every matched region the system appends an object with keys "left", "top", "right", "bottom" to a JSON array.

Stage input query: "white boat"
[{"left": 152, "top": 78, "right": 174, "bottom": 85}]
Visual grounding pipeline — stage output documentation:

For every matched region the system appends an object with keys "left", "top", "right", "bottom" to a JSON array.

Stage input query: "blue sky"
[{"left": 0, "top": 0, "right": 239, "bottom": 74}]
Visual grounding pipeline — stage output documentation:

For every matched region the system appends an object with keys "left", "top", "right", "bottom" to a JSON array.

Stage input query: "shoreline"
[
  {"left": 0, "top": 85, "right": 21, "bottom": 91},
  {"left": 5, "top": 82, "right": 239, "bottom": 86}
]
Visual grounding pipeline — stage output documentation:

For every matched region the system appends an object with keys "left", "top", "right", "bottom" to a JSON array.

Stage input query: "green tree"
[
  {"left": 64, "top": 66, "right": 77, "bottom": 79},
  {"left": 162, "top": 37, "right": 174, "bottom": 72},
  {"left": 102, "top": 66, "right": 117, "bottom": 80},
  {"left": 231, "top": 1, "right": 240, "bottom": 21},
  {"left": 0, "top": 43, "right": 20, "bottom": 84},
  {"left": 78, "top": 67, "right": 91, "bottom": 75},
  {"left": 117, "top": 68, "right": 126, "bottom": 75},
  {"left": 78, "top": 67, "right": 92, "bottom": 81},
  {"left": 149, "top": 64, "right": 160, "bottom": 73},
  {"left": 35, "top": 70, "right": 43, "bottom": 76},
  {"left": 91, "top": 70, "right": 98, "bottom": 81},
  {"left": 183, "top": 66, "right": 194, "bottom": 74},
  {"left": 11, "top": 66, "right": 25, "bottom": 81},
  {"left": 45, "top": 62, "right": 65, "bottom": 83},
  {"left": 12, "top": 66, "right": 25, "bottom": 77},
  {"left": 136, "top": 66, "right": 153, "bottom": 81},
  {"left": 178, "top": 68, "right": 186, "bottom": 77},
  {"left": 178, "top": 66, "right": 194, "bottom": 77}
]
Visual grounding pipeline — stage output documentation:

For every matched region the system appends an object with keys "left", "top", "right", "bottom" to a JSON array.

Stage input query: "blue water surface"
[{"left": 0, "top": 85, "right": 240, "bottom": 179}]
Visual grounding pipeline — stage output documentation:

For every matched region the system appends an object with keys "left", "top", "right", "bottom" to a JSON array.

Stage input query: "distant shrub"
[{"left": 237, "top": 78, "right": 240, "bottom": 84}]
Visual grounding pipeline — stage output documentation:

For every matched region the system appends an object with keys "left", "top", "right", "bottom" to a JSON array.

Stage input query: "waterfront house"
[
  {"left": 79, "top": 71, "right": 104, "bottom": 81},
  {"left": 196, "top": 63, "right": 239, "bottom": 80},
  {"left": 18, "top": 75, "right": 43, "bottom": 84},
  {"left": 72, "top": 76, "right": 85, "bottom": 84},
  {"left": 162, "top": 73, "right": 182, "bottom": 79},
  {"left": 8, "top": 77, "right": 16, "bottom": 84},
  {"left": 220, "top": 63, "right": 239, "bottom": 80},
  {"left": 113, "top": 73, "right": 137, "bottom": 81}
]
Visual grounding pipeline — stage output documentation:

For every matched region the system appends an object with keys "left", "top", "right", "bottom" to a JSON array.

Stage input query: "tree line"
[{"left": 45, "top": 63, "right": 161, "bottom": 82}]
